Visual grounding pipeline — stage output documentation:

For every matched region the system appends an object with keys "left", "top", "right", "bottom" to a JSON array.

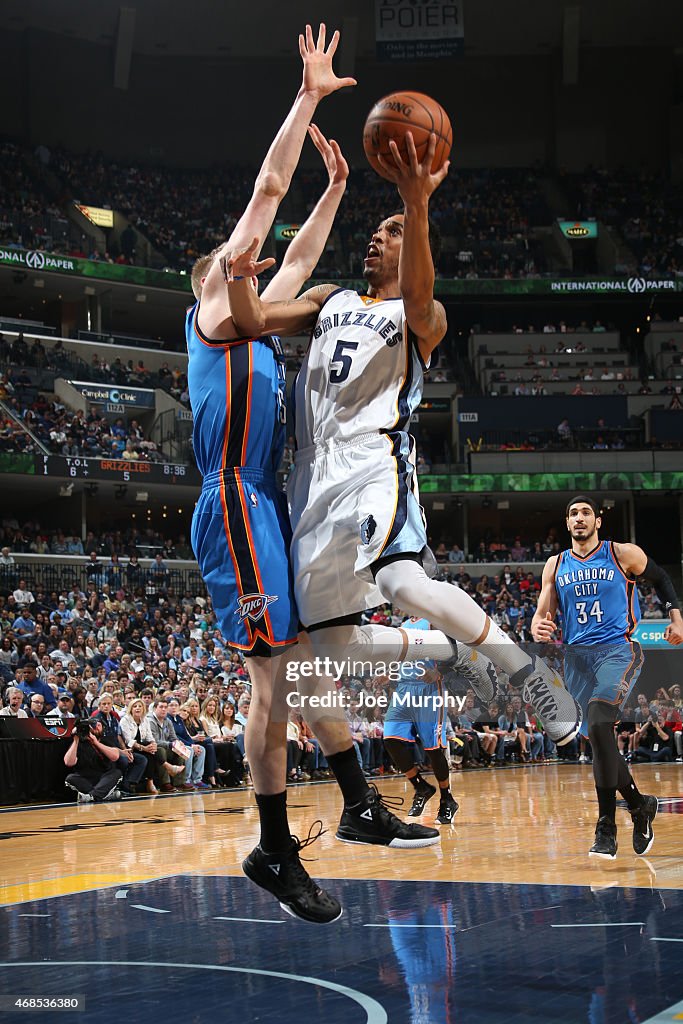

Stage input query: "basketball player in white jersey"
[{"left": 225, "top": 133, "right": 582, "bottom": 794}]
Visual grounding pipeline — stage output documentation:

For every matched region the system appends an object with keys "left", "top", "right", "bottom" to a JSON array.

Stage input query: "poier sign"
[{"left": 375, "top": 0, "right": 464, "bottom": 61}]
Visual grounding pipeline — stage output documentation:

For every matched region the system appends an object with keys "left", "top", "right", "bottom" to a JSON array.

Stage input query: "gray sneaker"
[
  {"left": 514, "top": 655, "right": 582, "bottom": 746},
  {"left": 65, "top": 780, "right": 93, "bottom": 803},
  {"left": 446, "top": 643, "right": 497, "bottom": 704}
]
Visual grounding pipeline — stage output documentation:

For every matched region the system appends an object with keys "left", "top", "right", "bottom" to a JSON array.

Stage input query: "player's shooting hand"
[
  {"left": 377, "top": 132, "right": 450, "bottom": 205},
  {"left": 221, "top": 238, "right": 276, "bottom": 283},
  {"left": 664, "top": 620, "right": 683, "bottom": 646},
  {"left": 300, "top": 23, "right": 357, "bottom": 99},
  {"left": 308, "top": 124, "right": 349, "bottom": 188},
  {"left": 532, "top": 612, "right": 557, "bottom": 643}
]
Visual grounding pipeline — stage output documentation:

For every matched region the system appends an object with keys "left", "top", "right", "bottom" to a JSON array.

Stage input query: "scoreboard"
[{"left": 37, "top": 455, "right": 200, "bottom": 485}]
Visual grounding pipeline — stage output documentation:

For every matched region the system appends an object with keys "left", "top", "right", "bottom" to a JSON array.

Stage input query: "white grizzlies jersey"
[{"left": 293, "top": 289, "right": 425, "bottom": 448}]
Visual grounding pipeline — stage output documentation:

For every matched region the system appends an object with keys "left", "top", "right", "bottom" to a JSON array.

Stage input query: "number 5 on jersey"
[{"left": 329, "top": 339, "right": 359, "bottom": 384}]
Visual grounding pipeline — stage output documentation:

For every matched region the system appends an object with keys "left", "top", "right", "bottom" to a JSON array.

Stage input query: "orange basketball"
[{"left": 362, "top": 91, "right": 452, "bottom": 180}]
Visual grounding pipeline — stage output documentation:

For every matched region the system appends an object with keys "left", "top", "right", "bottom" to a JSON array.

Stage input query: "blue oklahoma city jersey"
[
  {"left": 554, "top": 540, "right": 640, "bottom": 645},
  {"left": 186, "top": 303, "right": 297, "bottom": 655},
  {"left": 185, "top": 303, "right": 286, "bottom": 475}
]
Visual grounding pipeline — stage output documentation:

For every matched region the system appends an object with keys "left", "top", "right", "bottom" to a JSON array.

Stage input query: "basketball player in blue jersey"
[
  {"left": 383, "top": 616, "right": 488, "bottom": 824},
  {"left": 226, "top": 130, "right": 584, "bottom": 815},
  {"left": 532, "top": 495, "right": 683, "bottom": 858},
  {"left": 187, "top": 25, "right": 365, "bottom": 925}
]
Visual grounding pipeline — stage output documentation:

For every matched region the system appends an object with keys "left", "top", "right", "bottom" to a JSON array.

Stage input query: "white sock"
[
  {"left": 374, "top": 560, "right": 531, "bottom": 677},
  {"left": 361, "top": 624, "right": 454, "bottom": 662},
  {"left": 308, "top": 623, "right": 454, "bottom": 669}
]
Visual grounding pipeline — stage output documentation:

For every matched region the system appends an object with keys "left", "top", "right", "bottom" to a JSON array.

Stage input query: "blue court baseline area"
[{"left": 1, "top": 877, "right": 683, "bottom": 1024}]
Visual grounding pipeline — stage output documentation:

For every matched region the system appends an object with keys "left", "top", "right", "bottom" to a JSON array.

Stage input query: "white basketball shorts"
[{"left": 287, "top": 430, "right": 428, "bottom": 627}]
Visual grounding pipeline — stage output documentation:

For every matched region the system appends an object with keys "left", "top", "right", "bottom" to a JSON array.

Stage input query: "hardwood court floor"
[{"left": 1, "top": 762, "right": 682, "bottom": 906}]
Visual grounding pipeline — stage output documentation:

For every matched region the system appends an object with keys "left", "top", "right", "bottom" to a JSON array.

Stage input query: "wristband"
[{"left": 232, "top": 275, "right": 244, "bottom": 281}]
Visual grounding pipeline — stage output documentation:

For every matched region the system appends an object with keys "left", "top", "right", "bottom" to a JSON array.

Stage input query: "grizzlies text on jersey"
[
  {"left": 186, "top": 303, "right": 298, "bottom": 656},
  {"left": 288, "top": 289, "right": 431, "bottom": 626}
]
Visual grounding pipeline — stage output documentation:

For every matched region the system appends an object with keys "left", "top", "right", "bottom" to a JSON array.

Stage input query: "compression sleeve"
[{"left": 639, "top": 557, "right": 681, "bottom": 614}]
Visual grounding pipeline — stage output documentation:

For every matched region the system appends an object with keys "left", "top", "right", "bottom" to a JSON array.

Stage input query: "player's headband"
[{"left": 565, "top": 495, "right": 600, "bottom": 517}]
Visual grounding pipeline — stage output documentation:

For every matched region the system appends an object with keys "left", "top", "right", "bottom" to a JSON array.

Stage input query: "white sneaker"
[
  {"left": 445, "top": 643, "right": 497, "bottom": 704},
  {"left": 579, "top": 754, "right": 588, "bottom": 763},
  {"left": 515, "top": 655, "right": 582, "bottom": 746}
]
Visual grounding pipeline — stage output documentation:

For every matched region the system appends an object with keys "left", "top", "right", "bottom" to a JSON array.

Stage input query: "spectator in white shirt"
[
  {"left": 0, "top": 687, "right": 28, "bottom": 717},
  {"left": 13, "top": 580, "right": 34, "bottom": 606}
]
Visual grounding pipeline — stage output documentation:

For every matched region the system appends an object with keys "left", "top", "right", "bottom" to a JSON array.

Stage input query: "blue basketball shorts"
[
  {"left": 191, "top": 468, "right": 299, "bottom": 656},
  {"left": 383, "top": 681, "right": 448, "bottom": 750},
  {"left": 563, "top": 642, "right": 644, "bottom": 738}
]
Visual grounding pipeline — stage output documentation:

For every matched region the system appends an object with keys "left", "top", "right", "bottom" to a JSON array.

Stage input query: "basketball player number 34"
[{"left": 575, "top": 600, "right": 604, "bottom": 624}]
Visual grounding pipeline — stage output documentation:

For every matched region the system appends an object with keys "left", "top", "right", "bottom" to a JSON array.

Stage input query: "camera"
[{"left": 76, "top": 719, "right": 93, "bottom": 738}]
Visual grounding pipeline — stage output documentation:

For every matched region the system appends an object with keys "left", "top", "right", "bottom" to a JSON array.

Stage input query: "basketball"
[{"left": 362, "top": 91, "right": 452, "bottom": 180}]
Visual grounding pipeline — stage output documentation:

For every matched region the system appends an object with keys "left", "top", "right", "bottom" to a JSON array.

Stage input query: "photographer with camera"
[
  {"left": 64, "top": 718, "right": 123, "bottom": 803},
  {"left": 633, "top": 705, "right": 675, "bottom": 763}
]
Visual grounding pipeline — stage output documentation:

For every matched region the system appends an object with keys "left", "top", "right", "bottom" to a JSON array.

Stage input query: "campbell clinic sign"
[{"left": 69, "top": 381, "right": 155, "bottom": 409}]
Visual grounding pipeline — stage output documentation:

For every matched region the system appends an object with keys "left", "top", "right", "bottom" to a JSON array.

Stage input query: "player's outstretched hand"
[
  {"left": 532, "top": 612, "right": 558, "bottom": 643},
  {"left": 377, "top": 131, "right": 450, "bottom": 206},
  {"left": 664, "top": 620, "right": 683, "bottom": 646},
  {"left": 308, "top": 123, "right": 349, "bottom": 188},
  {"left": 221, "top": 238, "right": 276, "bottom": 283},
  {"left": 300, "top": 23, "right": 357, "bottom": 99}
]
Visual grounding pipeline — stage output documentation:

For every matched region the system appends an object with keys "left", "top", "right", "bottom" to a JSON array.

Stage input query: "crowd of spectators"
[
  {"left": 564, "top": 166, "right": 683, "bottom": 280},
  {"left": 0, "top": 390, "right": 165, "bottom": 462},
  {"left": 304, "top": 164, "right": 549, "bottom": 279},
  {"left": 0, "top": 141, "right": 80, "bottom": 256},
  {"left": 3, "top": 140, "right": 680, "bottom": 282},
  {"left": 470, "top": 319, "right": 683, "bottom": 408},
  {"left": 0, "top": 518, "right": 193, "bottom": 559},
  {"left": 1, "top": 524, "right": 678, "bottom": 803},
  {"left": 0, "top": 332, "right": 190, "bottom": 405}
]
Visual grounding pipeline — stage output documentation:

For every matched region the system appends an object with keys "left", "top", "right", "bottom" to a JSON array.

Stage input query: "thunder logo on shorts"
[{"left": 186, "top": 304, "right": 299, "bottom": 655}]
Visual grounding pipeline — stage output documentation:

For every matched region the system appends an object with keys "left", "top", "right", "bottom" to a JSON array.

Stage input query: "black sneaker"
[
  {"left": 631, "top": 795, "right": 657, "bottom": 856},
  {"left": 408, "top": 780, "right": 436, "bottom": 817},
  {"left": 242, "top": 821, "right": 342, "bottom": 925},
  {"left": 588, "top": 816, "right": 618, "bottom": 859},
  {"left": 436, "top": 794, "right": 459, "bottom": 825},
  {"left": 337, "top": 785, "right": 440, "bottom": 848}
]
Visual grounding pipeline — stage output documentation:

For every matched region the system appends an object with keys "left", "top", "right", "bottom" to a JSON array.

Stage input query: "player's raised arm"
[
  {"left": 196, "top": 22, "right": 356, "bottom": 340},
  {"left": 614, "top": 542, "right": 683, "bottom": 645},
  {"left": 261, "top": 125, "right": 349, "bottom": 302},
  {"left": 377, "top": 131, "right": 449, "bottom": 362},
  {"left": 531, "top": 558, "right": 560, "bottom": 642},
  {"left": 225, "top": 240, "right": 336, "bottom": 336}
]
